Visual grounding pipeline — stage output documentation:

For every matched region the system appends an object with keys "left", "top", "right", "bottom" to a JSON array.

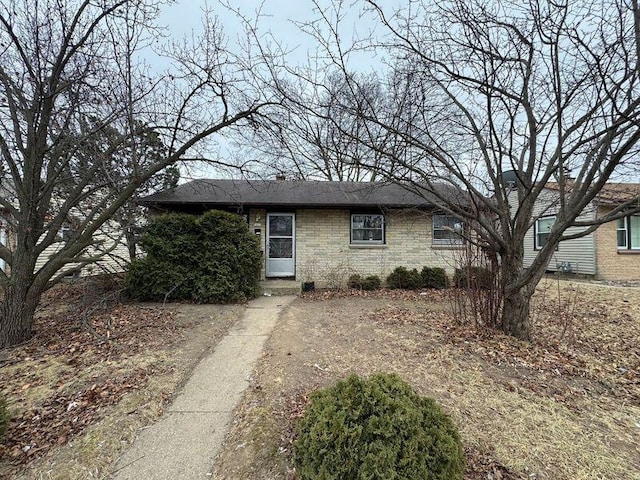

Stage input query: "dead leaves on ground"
[
  {"left": 0, "top": 278, "right": 185, "bottom": 470},
  {"left": 0, "top": 366, "right": 170, "bottom": 466},
  {"left": 319, "top": 286, "right": 640, "bottom": 407},
  {"left": 299, "top": 284, "right": 640, "bottom": 478}
]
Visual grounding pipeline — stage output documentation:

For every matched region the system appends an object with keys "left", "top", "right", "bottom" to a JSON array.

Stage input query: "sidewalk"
[{"left": 110, "top": 295, "right": 296, "bottom": 479}]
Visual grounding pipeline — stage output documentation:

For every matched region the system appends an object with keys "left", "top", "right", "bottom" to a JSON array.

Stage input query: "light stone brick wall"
[
  {"left": 248, "top": 208, "right": 267, "bottom": 280},
  {"left": 292, "top": 208, "right": 460, "bottom": 287},
  {"left": 595, "top": 206, "right": 640, "bottom": 280}
]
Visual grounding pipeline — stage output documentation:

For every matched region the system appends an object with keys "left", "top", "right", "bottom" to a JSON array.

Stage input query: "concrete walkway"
[{"left": 110, "top": 295, "right": 296, "bottom": 479}]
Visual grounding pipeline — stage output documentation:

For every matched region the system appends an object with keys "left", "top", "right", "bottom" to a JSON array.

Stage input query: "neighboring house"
[
  {"left": 522, "top": 182, "right": 640, "bottom": 280},
  {"left": 33, "top": 219, "right": 131, "bottom": 278},
  {"left": 0, "top": 179, "right": 130, "bottom": 278},
  {"left": 141, "top": 179, "right": 467, "bottom": 286}
]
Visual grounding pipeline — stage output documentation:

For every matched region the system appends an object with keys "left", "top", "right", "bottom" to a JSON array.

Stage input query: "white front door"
[{"left": 266, "top": 213, "right": 295, "bottom": 277}]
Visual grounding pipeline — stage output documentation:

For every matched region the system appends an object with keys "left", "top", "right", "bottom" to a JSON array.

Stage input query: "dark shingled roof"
[{"left": 141, "top": 179, "right": 464, "bottom": 209}]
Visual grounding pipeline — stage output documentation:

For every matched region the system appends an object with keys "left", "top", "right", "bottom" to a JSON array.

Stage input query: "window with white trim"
[
  {"left": 534, "top": 216, "right": 555, "bottom": 250},
  {"left": 617, "top": 215, "right": 640, "bottom": 250},
  {"left": 351, "top": 213, "right": 384, "bottom": 244},
  {"left": 432, "top": 214, "right": 464, "bottom": 245}
]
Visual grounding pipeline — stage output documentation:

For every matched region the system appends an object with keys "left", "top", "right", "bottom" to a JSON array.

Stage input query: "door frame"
[{"left": 265, "top": 212, "right": 296, "bottom": 277}]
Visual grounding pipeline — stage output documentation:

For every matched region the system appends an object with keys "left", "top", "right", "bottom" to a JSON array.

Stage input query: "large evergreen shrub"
[
  {"left": 126, "top": 210, "right": 261, "bottom": 302},
  {"left": 293, "top": 373, "right": 465, "bottom": 480}
]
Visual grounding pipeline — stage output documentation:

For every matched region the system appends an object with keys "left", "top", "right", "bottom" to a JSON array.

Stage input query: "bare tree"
[
  {"left": 280, "top": 0, "right": 640, "bottom": 340},
  {"left": 0, "top": 0, "right": 279, "bottom": 348},
  {"left": 244, "top": 71, "right": 400, "bottom": 181}
]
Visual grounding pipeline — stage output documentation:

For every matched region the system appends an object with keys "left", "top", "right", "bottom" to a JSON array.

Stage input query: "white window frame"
[
  {"left": 350, "top": 213, "right": 385, "bottom": 245},
  {"left": 617, "top": 215, "right": 640, "bottom": 250},
  {"left": 617, "top": 217, "right": 628, "bottom": 249},
  {"left": 534, "top": 216, "right": 555, "bottom": 250},
  {"left": 432, "top": 214, "right": 464, "bottom": 246}
]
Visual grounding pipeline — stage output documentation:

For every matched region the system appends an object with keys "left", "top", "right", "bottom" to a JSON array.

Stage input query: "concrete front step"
[{"left": 260, "top": 280, "right": 302, "bottom": 296}]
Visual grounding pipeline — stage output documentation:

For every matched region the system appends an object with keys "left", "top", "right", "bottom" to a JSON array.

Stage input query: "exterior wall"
[
  {"left": 520, "top": 189, "right": 597, "bottom": 275},
  {"left": 255, "top": 208, "right": 460, "bottom": 287},
  {"left": 248, "top": 208, "right": 267, "bottom": 280},
  {"left": 34, "top": 221, "right": 130, "bottom": 278},
  {"left": 595, "top": 205, "right": 640, "bottom": 280}
]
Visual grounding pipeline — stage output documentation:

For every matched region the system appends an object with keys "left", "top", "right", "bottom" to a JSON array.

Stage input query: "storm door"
[{"left": 266, "top": 213, "right": 295, "bottom": 277}]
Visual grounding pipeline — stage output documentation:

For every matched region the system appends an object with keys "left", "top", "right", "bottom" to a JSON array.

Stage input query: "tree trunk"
[
  {"left": 499, "top": 246, "right": 534, "bottom": 341},
  {"left": 0, "top": 270, "right": 42, "bottom": 349},
  {"left": 501, "top": 286, "right": 532, "bottom": 341}
]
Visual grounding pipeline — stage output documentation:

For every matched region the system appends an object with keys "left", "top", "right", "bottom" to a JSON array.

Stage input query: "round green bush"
[
  {"left": 386, "top": 266, "right": 422, "bottom": 289},
  {"left": 293, "top": 373, "right": 465, "bottom": 480},
  {"left": 348, "top": 274, "right": 364, "bottom": 289},
  {"left": 420, "top": 267, "right": 449, "bottom": 289},
  {"left": 126, "top": 210, "right": 261, "bottom": 303},
  {"left": 362, "top": 275, "right": 381, "bottom": 290},
  {"left": 348, "top": 274, "right": 381, "bottom": 291}
]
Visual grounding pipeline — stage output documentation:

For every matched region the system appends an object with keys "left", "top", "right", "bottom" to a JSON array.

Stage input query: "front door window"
[{"left": 266, "top": 213, "right": 295, "bottom": 277}]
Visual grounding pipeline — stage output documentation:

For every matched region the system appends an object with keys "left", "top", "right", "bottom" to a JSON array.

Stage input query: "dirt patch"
[
  {"left": 0, "top": 277, "right": 244, "bottom": 479},
  {"left": 211, "top": 280, "right": 640, "bottom": 480}
]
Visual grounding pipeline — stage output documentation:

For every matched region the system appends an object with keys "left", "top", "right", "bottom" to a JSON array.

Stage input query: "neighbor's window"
[
  {"left": 534, "top": 216, "right": 555, "bottom": 250},
  {"left": 55, "top": 222, "right": 74, "bottom": 242},
  {"left": 60, "top": 223, "right": 72, "bottom": 242},
  {"left": 432, "top": 214, "right": 464, "bottom": 245},
  {"left": 351, "top": 213, "right": 384, "bottom": 244},
  {"left": 617, "top": 215, "right": 640, "bottom": 250}
]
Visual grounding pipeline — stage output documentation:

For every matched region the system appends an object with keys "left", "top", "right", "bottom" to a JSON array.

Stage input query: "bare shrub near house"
[{"left": 449, "top": 243, "right": 502, "bottom": 331}]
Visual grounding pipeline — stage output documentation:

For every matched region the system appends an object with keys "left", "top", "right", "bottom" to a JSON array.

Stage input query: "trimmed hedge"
[
  {"left": 348, "top": 274, "right": 382, "bottom": 291},
  {"left": 386, "top": 266, "right": 422, "bottom": 290},
  {"left": 453, "top": 266, "right": 493, "bottom": 290},
  {"left": 293, "top": 373, "right": 465, "bottom": 480},
  {"left": 126, "top": 210, "right": 261, "bottom": 303},
  {"left": 420, "top": 267, "right": 449, "bottom": 289},
  {"left": 387, "top": 266, "right": 449, "bottom": 290}
]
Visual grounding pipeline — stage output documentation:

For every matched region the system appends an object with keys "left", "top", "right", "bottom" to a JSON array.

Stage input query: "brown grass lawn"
[
  {"left": 0, "top": 276, "right": 244, "bottom": 479},
  {"left": 212, "top": 278, "right": 640, "bottom": 480},
  {"left": 1, "top": 277, "right": 639, "bottom": 479}
]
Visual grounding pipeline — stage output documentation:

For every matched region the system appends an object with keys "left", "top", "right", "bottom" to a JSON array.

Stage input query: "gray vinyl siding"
[{"left": 521, "top": 189, "right": 597, "bottom": 275}]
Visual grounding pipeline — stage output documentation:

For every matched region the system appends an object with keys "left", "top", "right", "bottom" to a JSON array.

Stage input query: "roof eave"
[{"left": 140, "top": 200, "right": 435, "bottom": 209}]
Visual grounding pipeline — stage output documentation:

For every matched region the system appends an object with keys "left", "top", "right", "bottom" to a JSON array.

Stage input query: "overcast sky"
[
  {"left": 156, "top": 0, "right": 398, "bottom": 71},
  {"left": 152, "top": 0, "right": 399, "bottom": 179},
  {"left": 158, "top": 0, "right": 310, "bottom": 43}
]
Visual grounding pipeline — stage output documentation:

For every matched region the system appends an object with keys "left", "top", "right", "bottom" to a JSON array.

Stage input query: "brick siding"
[
  {"left": 595, "top": 206, "right": 640, "bottom": 280},
  {"left": 252, "top": 208, "right": 461, "bottom": 287}
]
